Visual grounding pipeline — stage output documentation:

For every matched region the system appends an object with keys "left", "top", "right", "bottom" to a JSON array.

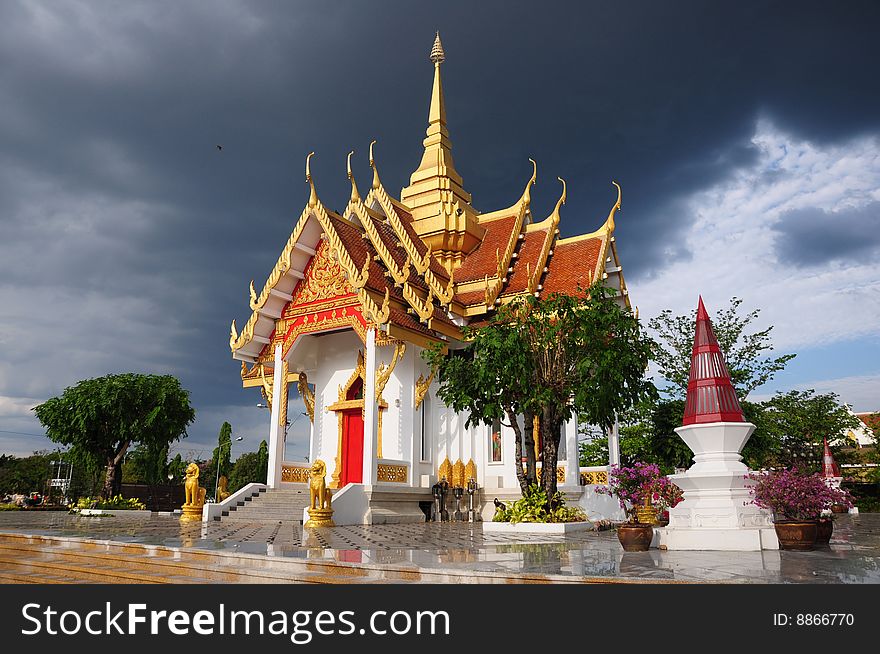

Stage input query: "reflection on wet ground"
[{"left": 1, "top": 512, "right": 879, "bottom": 583}]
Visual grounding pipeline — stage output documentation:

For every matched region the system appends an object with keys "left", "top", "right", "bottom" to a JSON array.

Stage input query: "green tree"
[
  {"left": 425, "top": 285, "right": 655, "bottom": 501},
  {"left": 649, "top": 297, "right": 795, "bottom": 400},
  {"left": 33, "top": 374, "right": 196, "bottom": 498},
  {"left": 228, "top": 440, "right": 269, "bottom": 493},
  {"left": 759, "top": 390, "right": 861, "bottom": 472},
  {"left": 167, "top": 454, "right": 187, "bottom": 484},
  {"left": 0, "top": 451, "right": 54, "bottom": 495}
]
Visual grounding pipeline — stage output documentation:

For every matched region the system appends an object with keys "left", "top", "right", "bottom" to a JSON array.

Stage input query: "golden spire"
[
  {"left": 305, "top": 151, "right": 317, "bottom": 207},
  {"left": 347, "top": 150, "right": 361, "bottom": 204},
  {"left": 430, "top": 31, "right": 445, "bottom": 64},
  {"left": 401, "top": 32, "right": 483, "bottom": 272}
]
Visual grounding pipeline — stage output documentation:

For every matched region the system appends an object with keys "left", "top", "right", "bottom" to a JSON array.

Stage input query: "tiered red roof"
[{"left": 682, "top": 297, "right": 746, "bottom": 425}]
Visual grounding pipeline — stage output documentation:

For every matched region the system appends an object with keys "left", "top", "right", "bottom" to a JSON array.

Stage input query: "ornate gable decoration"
[{"left": 291, "top": 239, "right": 354, "bottom": 306}]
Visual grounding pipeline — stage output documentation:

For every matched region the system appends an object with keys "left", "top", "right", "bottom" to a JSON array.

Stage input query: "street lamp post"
[{"left": 214, "top": 436, "right": 243, "bottom": 502}]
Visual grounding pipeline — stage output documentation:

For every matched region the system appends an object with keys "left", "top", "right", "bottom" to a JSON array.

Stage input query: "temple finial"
[
  {"left": 347, "top": 150, "right": 361, "bottom": 204},
  {"left": 369, "top": 139, "right": 381, "bottom": 190},
  {"left": 305, "top": 151, "right": 317, "bottom": 207},
  {"left": 430, "top": 31, "right": 445, "bottom": 64}
]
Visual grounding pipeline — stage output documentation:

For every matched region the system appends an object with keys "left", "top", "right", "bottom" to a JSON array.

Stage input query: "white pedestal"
[{"left": 658, "top": 421, "right": 777, "bottom": 551}]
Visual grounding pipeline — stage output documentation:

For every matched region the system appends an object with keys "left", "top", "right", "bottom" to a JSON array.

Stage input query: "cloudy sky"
[{"left": 1, "top": 1, "right": 878, "bottom": 459}]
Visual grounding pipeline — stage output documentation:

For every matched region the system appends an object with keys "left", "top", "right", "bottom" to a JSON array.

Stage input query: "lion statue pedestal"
[
  {"left": 304, "top": 459, "right": 335, "bottom": 528},
  {"left": 180, "top": 462, "right": 207, "bottom": 523}
]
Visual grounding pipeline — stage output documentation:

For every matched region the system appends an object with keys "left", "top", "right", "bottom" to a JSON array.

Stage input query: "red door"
[{"left": 341, "top": 408, "right": 364, "bottom": 486}]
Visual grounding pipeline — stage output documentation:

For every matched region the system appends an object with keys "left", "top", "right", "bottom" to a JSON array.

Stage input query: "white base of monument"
[
  {"left": 654, "top": 421, "right": 779, "bottom": 551},
  {"left": 653, "top": 526, "right": 778, "bottom": 551}
]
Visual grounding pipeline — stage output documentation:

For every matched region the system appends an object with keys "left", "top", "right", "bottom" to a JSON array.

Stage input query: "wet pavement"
[{"left": 1, "top": 511, "right": 879, "bottom": 583}]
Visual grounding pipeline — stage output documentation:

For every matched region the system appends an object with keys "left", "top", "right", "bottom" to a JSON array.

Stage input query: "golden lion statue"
[
  {"left": 217, "top": 475, "right": 231, "bottom": 502},
  {"left": 184, "top": 462, "right": 206, "bottom": 507},
  {"left": 309, "top": 460, "right": 331, "bottom": 510}
]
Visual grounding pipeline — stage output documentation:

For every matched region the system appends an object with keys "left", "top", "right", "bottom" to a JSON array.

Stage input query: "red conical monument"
[
  {"left": 682, "top": 296, "right": 746, "bottom": 425},
  {"left": 822, "top": 437, "right": 841, "bottom": 479}
]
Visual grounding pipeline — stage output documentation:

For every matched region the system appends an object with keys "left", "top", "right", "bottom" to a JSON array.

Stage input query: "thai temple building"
[{"left": 228, "top": 34, "right": 629, "bottom": 524}]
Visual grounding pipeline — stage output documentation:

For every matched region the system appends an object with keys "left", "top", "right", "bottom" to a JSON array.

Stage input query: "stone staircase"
[{"left": 217, "top": 486, "right": 310, "bottom": 524}]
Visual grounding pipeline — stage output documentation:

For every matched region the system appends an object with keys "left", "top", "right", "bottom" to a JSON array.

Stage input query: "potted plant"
[
  {"left": 746, "top": 468, "right": 852, "bottom": 551},
  {"left": 597, "top": 462, "right": 669, "bottom": 551}
]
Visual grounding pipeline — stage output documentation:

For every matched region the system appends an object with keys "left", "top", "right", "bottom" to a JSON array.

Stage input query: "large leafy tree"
[
  {"left": 649, "top": 297, "right": 795, "bottom": 400},
  {"left": 425, "top": 285, "right": 655, "bottom": 501},
  {"left": 759, "top": 390, "right": 861, "bottom": 472},
  {"left": 33, "top": 374, "right": 195, "bottom": 498}
]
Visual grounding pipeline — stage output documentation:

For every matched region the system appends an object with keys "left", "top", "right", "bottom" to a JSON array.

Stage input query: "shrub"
[
  {"left": 72, "top": 495, "right": 146, "bottom": 511},
  {"left": 492, "top": 485, "right": 586, "bottom": 523},
  {"left": 746, "top": 468, "right": 853, "bottom": 521}
]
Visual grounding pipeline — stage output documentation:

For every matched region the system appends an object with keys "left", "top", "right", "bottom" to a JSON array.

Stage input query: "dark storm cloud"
[
  {"left": 773, "top": 203, "right": 880, "bottom": 268},
  {"left": 1, "top": 0, "right": 879, "bottom": 455}
]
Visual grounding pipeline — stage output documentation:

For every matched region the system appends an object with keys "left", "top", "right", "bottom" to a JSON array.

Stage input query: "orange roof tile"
[
  {"left": 541, "top": 237, "right": 603, "bottom": 297},
  {"left": 455, "top": 215, "right": 518, "bottom": 282},
  {"left": 501, "top": 229, "right": 548, "bottom": 296}
]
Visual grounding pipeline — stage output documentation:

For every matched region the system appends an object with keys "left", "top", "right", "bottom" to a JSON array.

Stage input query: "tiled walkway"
[{"left": 1, "top": 512, "right": 879, "bottom": 583}]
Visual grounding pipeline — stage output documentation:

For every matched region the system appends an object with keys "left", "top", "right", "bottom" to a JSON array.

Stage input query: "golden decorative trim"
[
  {"left": 535, "top": 465, "right": 566, "bottom": 483},
  {"left": 280, "top": 307, "right": 367, "bottom": 361},
  {"left": 374, "top": 342, "right": 405, "bottom": 459},
  {"left": 260, "top": 363, "right": 274, "bottom": 410},
  {"left": 278, "top": 359, "right": 289, "bottom": 439},
  {"left": 415, "top": 369, "right": 434, "bottom": 409},
  {"left": 297, "top": 371, "right": 315, "bottom": 424},
  {"left": 350, "top": 201, "right": 407, "bottom": 285},
  {"left": 377, "top": 463, "right": 408, "bottom": 483},
  {"left": 452, "top": 459, "right": 465, "bottom": 488},
  {"left": 291, "top": 239, "right": 354, "bottom": 305},
  {"left": 402, "top": 282, "right": 435, "bottom": 322},
  {"left": 281, "top": 464, "right": 312, "bottom": 483},
  {"left": 438, "top": 456, "right": 452, "bottom": 484},
  {"left": 580, "top": 470, "right": 609, "bottom": 486},
  {"left": 465, "top": 459, "right": 477, "bottom": 484}
]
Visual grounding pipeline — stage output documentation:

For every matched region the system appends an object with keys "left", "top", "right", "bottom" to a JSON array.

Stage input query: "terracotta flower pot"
[
  {"left": 830, "top": 504, "right": 847, "bottom": 514},
  {"left": 816, "top": 518, "right": 833, "bottom": 544},
  {"left": 617, "top": 523, "right": 654, "bottom": 552},
  {"left": 774, "top": 520, "right": 818, "bottom": 551}
]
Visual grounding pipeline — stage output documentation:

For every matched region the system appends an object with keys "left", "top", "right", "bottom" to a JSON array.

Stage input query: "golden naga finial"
[
  {"left": 430, "top": 31, "right": 445, "bottom": 65},
  {"left": 229, "top": 319, "right": 239, "bottom": 351},
  {"left": 521, "top": 158, "right": 538, "bottom": 209},
  {"left": 549, "top": 176, "right": 567, "bottom": 226},
  {"left": 248, "top": 279, "right": 258, "bottom": 310},
  {"left": 347, "top": 150, "right": 361, "bottom": 204},
  {"left": 369, "top": 139, "right": 381, "bottom": 190},
  {"left": 606, "top": 180, "right": 622, "bottom": 233},
  {"left": 306, "top": 151, "right": 317, "bottom": 207},
  {"left": 415, "top": 243, "right": 431, "bottom": 275}
]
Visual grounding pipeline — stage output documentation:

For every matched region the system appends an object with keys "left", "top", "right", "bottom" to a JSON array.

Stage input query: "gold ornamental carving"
[
  {"left": 375, "top": 342, "right": 405, "bottom": 459},
  {"left": 414, "top": 369, "right": 435, "bottom": 409},
  {"left": 297, "top": 371, "right": 315, "bottom": 424},
  {"left": 281, "top": 465, "right": 312, "bottom": 483},
  {"left": 451, "top": 459, "right": 465, "bottom": 488},
  {"left": 465, "top": 459, "right": 477, "bottom": 484},
  {"left": 438, "top": 457, "right": 452, "bottom": 484},
  {"left": 292, "top": 240, "right": 354, "bottom": 305},
  {"left": 377, "top": 464, "right": 408, "bottom": 483},
  {"left": 580, "top": 470, "right": 609, "bottom": 486}
]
